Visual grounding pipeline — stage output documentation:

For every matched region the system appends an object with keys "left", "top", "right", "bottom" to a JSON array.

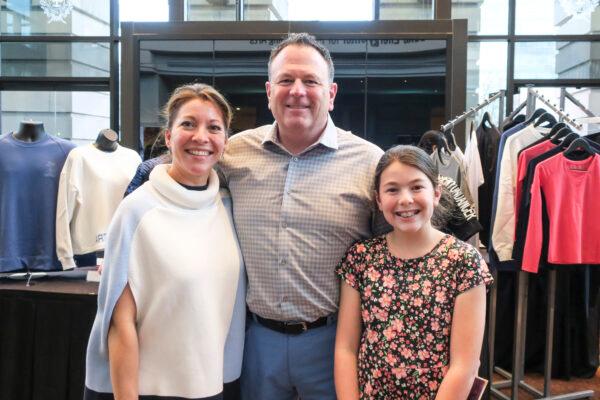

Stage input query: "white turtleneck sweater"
[
  {"left": 85, "top": 164, "right": 245, "bottom": 399},
  {"left": 55, "top": 144, "right": 141, "bottom": 269}
]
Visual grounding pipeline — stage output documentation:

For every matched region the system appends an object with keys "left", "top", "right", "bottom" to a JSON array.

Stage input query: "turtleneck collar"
[{"left": 149, "top": 164, "right": 219, "bottom": 210}]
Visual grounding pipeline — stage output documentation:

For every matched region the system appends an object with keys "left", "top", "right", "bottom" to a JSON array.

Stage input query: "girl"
[{"left": 334, "top": 145, "right": 493, "bottom": 399}]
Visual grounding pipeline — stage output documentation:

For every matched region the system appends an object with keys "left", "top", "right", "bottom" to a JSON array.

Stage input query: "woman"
[{"left": 85, "top": 83, "right": 245, "bottom": 400}]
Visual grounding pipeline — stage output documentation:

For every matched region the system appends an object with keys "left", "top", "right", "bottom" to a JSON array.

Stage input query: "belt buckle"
[{"left": 284, "top": 321, "right": 307, "bottom": 333}]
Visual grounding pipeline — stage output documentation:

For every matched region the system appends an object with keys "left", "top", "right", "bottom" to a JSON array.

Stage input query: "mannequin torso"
[{"left": 13, "top": 121, "right": 46, "bottom": 142}]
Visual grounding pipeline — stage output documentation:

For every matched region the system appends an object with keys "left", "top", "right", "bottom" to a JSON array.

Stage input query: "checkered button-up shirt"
[{"left": 219, "top": 117, "right": 388, "bottom": 322}]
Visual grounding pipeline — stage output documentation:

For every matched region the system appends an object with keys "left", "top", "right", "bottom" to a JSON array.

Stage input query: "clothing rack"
[
  {"left": 502, "top": 99, "right": 527, "bottom": 127},
  {"left": 489, "top": 88, "right": 594, "bottom": 400},
  {"left": 501, "top": 88, "right": 590, "bottom": 132},
  {"left": 560, "top": 88, "right": 595, "bottom": 119},
  {"left": 441, "top": 90, "right": 506, "bottom": 133},
  {"left": 525, "top": 89, "right": 583, "bottom": 131}
]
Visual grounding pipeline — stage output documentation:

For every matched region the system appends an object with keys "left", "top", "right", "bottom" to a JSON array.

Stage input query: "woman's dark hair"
[{"left": 374, "top": 145, "right": 451, "bottom": 228}]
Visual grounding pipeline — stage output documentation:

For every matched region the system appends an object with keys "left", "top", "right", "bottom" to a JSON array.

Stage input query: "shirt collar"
[{"left": 262, "top": 115, "right": 339, "bottom": 152}]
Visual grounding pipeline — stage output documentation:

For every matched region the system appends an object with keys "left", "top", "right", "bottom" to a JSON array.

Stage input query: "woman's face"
[{"left": 165, "top": 98, "right": 227, "bottom": 186}]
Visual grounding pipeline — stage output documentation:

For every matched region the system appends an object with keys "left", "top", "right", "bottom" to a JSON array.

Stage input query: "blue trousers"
[{"left": 240, "top": 318, "right": 337, "bottom": 400}]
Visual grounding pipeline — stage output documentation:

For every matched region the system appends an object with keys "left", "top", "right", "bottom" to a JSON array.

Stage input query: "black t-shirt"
[
  {"left": 476, "top": 120, "right": 501, "bottom": 246},
  {"left": 438, "top": 176, "right": 483, "bottom": 241}
]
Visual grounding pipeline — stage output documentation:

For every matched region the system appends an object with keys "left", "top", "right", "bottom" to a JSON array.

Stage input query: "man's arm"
[
  {"left": 108, "top": 284, "right": 139, "bottom": 400},
  {"left": 214, "top": 163, "right": 229, "bottom": 189}
]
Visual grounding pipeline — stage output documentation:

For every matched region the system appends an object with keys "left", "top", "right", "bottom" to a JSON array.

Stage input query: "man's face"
[{"left": 266, "top": 45, "right": 337, "bottom": 140}]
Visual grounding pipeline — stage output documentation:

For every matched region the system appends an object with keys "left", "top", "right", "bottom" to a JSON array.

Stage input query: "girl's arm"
[
  {"left": 108, "top": 284, "right": 139, "bottom": 400},
  {"left": 334, "top": 281, "right": 362, "bottom": 400},
  {"left": 435, "top": 284, "right": 487, "bottom": 400}
]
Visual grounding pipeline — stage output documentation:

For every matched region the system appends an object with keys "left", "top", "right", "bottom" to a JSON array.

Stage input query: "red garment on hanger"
[
  {"left": 514, "top": 140, "right": 556, "bottom": 232},
  {"left": 522, "top": 153, "right": 600, "bottom": 273}
]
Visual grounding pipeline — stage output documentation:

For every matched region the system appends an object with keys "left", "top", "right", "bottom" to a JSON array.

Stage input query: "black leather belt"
[{"left": 253, "top": 313, "right": 335, "bottom": 335}]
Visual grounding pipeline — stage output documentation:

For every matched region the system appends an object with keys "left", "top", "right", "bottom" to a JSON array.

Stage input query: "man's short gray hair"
[{"left": 268, "top": 32, "right": 335, "bottom": 83}]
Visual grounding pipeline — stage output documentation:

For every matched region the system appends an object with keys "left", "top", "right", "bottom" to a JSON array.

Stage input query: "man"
[{"left": 219, "top": 32, "right": 388, "bottom": 400}]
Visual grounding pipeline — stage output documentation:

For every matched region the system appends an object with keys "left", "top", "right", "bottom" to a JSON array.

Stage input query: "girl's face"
[
  {"left": 165, "top": 98, "right": 227, "bottom": 186},
  {"left": 376, "top": 160, "right": 441, "bottom": 235}
]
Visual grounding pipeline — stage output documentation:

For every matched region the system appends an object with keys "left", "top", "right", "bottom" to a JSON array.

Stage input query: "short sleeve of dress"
[
  {"left": 335, "top": 241, "right": 369, "bottom": 291},
  {"left": 455, "top": 244, "right": 494, "bottom": 295}
]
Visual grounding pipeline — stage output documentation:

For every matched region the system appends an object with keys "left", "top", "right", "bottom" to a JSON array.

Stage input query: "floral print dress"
[{"left": 336, "top": 234, "right": 493, "bottom": 399}]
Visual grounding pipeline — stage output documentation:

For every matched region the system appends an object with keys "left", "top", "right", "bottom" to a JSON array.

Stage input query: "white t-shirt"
[{"left": 55, "top": 144, "right": 141, "bottom": 268}]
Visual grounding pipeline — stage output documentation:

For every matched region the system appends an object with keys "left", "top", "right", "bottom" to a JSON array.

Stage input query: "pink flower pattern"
[{"left": 336, "top": 234, "right": 493, "bottom": 399}]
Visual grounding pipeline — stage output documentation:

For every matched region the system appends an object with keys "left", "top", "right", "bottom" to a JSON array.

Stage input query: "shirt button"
[
  {"left": 280, "top": 258, "right": 286, "bottom": 265},
  {"left": 292, "top": 157, "right": 299, "bottom": 162},
  {"left": 282, "top": 222, "right": 287, "bottom": 229}
]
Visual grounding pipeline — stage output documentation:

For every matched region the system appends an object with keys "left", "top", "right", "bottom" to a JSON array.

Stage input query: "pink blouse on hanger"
[{"left": 522, "top": 153, "right": 600, "bottom": 273}]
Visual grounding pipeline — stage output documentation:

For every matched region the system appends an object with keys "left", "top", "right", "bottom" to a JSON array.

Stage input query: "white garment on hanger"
[
  {"left": 464, "top": 126, "right": 485, "bottom": 247},
  {"left": 491, "top": 124, "right": 546, "bottom": 261},
  {"left": 451, "top": 145, "right": 474, "bottom": 201},
  {"left": 55, "top": 144, "right": 141, "bottom": 268}
]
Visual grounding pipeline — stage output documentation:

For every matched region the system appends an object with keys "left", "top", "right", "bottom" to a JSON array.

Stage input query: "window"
[
  {"left": 121, "top": 0, "right": 169, "bottom": 22},
  {"left": 187, "top": 0, "right": 236, "bottom": 21},
  {"left": 516, "top": 0, "right": 600, "bottom": 35},
  {"left": 466, "top": 41, "right": 507, "bottom": 123},
  {"left": 379, "top": 0, "right": 433, "bottom": 20},
  {"left": 365, "top": 39, "right": 446, "bottom": 148},
  {"left": 243, "top": 0, "right": 287, "bottom": 20},
  {"left": 1, "top": 0, "right": 110, "bottom": 35},
  {"left": 452, "top": 0, "right": 508, "bottom": 35},
  {"left": 1, "top": 91, "right": 110, "bottom": 144},
  {"left": 0, "top": 42, "right": 110, "bottom": 77},
  {"left": 515, "top": 41, "right": 600, "bottom": 80},
  {"left": 241, "top": 0, "right": 374, "bottom": 21}
]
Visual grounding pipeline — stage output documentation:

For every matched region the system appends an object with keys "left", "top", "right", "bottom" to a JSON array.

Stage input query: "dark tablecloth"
[{"left": 0, "top": 279, "right": 98, "bottom": 400}]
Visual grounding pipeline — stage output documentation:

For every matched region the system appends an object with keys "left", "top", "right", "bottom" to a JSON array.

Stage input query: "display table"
[{"left": 0, "top": 279, "right": 98, "bottom": 400}]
